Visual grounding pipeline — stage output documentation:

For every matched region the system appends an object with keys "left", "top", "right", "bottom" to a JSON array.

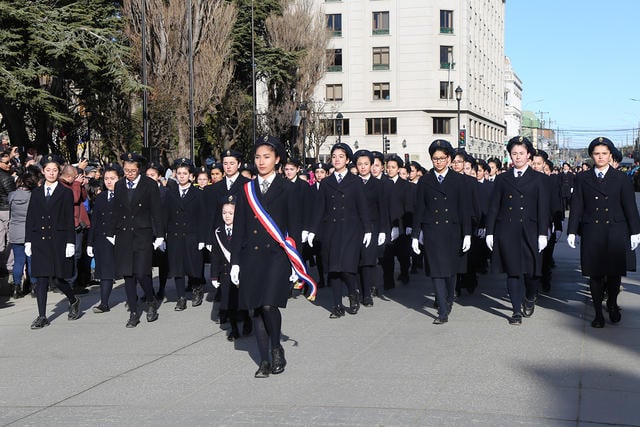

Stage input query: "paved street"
[{"left": 1, "top": 224, "right": 639, "bottom": 426}]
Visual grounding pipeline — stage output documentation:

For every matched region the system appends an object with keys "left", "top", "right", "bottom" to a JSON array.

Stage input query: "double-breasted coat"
[
  {"left": 87, "top": 191, "right": 116, "bottom": 279},
  {"left": 231, "top": 175, "right": 299, "bottom": 310},
  {"left": 310, "top": 172, "right": 372, "bottom": 273},
  {"left": 568, "top": 168, "right": 640, "bottom": 276},
  {"left": 164, "top": 184, "right": 207, "bottom": 278},
  {"left": 359, "top": 176, "right": 389, "bottom": 266},
  {"left": 25, "top": 184, "right": 75, "bottom": 278},
  {"left": 485, "top": 167, "right": 550, "bottom": 276},
  {"left": 211, "top": 226, "right": 238, "bottom": 311},
  {"left": 412, "top": 170, "right": 472, "bottom": 277},
  {"left": 109, "top": 175, "right": 163, "bottom": 277}
]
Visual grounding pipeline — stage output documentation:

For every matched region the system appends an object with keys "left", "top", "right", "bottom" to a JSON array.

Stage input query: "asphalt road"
[{"left": 1, "top": 220, "right": 639, "bottom": 426}]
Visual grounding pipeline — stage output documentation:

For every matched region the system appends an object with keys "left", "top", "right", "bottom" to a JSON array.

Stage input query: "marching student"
[
  {"left": 25, "top": 155, "right": 80, "bottom": 329},
  {"left": 485, "top": 137, "right": 550, "bottom": 325},
  {"left": 230, "top": 137, "right": 309, "bottom": 378},
  {"left": 567, "top": 137, "right": 640, "bottom": 328},
  {"left": 308, "top": 143, "right": 372, "bottom": 318}
]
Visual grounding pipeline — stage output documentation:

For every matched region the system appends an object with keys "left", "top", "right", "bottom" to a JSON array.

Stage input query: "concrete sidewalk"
[{"left": 1, "top": 237, "right": 639, "bottom": 426}]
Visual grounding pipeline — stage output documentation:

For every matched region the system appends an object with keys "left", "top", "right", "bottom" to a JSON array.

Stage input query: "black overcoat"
[
  {"left": 568, "top": 168, "right": 640, "bottom": 276},
  {"left": 164, "top": 184, "right": 206, "bottom": 278},
  {"left": 310, "top": 172, "right": 372, "bottom": 273},
  {"left": 412, "top": 170, "right": 472, "bottom": 277},
  {"left": 211, "top": 226, "right": 238, "bottom": 311},
  {"left": 204, "top": 176, "right": 250, "bottom": 244},
  {"left": 485, "top": 168, "right": 550, "bottom": 276},
  {"left": 26, "top": 184, "right": 75, "bottom": 278},
  {"left": 87, "top": 191, "right": 116, "bottom": 279},
  {"left": 359, "top": 176, "right": 389, "bottom": 266},
  {"left": 109, "top": 175, "right": 163, "bottom": 277},
  {"left": 231, "top": 176, "right": 299, "bottom": 309}
]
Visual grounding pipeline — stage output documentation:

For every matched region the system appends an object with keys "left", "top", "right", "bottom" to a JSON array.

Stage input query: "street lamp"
[
  {"left": 300, "top": 103, "right": 307, "bottom": 163},
  {"left": 455, "top": 85, "right": 463, "bottom": 133},
  {"left": 336, "top": 112, "right": 343, "bottom": 143}
]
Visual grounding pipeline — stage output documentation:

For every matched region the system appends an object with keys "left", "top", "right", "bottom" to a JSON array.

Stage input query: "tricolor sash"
[{"left": 244, "top": 180, "right": 317, "bottom": 301}]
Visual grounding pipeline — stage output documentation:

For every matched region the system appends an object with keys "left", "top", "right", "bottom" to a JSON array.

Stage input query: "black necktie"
[
  {"left": 46, "top": 186, "right": 52, "bottom": 201},
  {"left": 337, "top": 174, "right": 342, "bottom": 183},
  {"left": 181, "top": 188, "right": 187, "bottom": 198},
  {"left": 108, "top": 191, "right": 113, "bottom": 202},
  {"left": 597, "top": 171, "right": 604, "bottom": 180},
  {"left": 362, "top": 178, "right": 368, "bottom": 185},
  {"left": 438, "top": 174, "right": 444, "bottom": 184},
  {"left": 517, "top": 171, "right": 522, "bottom": 178},
  {"left": 127, "top": 180, "right": 134, "bottom": 189}
]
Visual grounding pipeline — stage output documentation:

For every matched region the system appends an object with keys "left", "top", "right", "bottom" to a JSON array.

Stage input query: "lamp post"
[
  {"left": 187, "top": 0, "right": 195, "bottom": 162},
  {"left": 455, "top": 85, "right": 463, "bottom": 134},
  {"left": 336, "top": 112, "right": 343, "bottom": 143},
  {"left": 300, "top": 103, "right": 307, "bottom": 163},
  {"left": 141, "top": 0, "right": 149, "bottom": 155}
]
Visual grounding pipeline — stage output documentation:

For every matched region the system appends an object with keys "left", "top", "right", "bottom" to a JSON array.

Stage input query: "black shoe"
[
  {"left": 329, "top": 306, "right": 345, "bottom": 319},
  {"left": 227, "top": 329, "right": 240, "bottom": 341},
  {"left": 30, "top": 316, "right": 50, "bottom": 329},
  {"left": 192, "top": 285, "right": 203, "bottom": 307},
  {"left": 126, "top": 312, "right": 140, "bottom": 328},
  {"left": 13, "top": 287, "right": 22, "bottom": 299},
  {"left": 345, "top": 294, "right": 360, "bottom": 315},
  {"left": 522, "top": 298, "right": 535, "bottom": 318},
  {"left": 608, "top": 304, "right": 621, "bottom": 323},
  {"left": 156, "top": 290, "right": 165, "bottom": 302},
  {"left": 174, "top": 297, "right": 187, "bottom": 311},
  {"left": 591, "top": 317, "right": 605, "bottom": 328},
  {"left": 271, "top": 346, "right": 286, "bottom": 375},
  {"left": 508, "top": 313, "right": 523, "bottom": 325},
  {"left": 433, "top": 317, "right": 448, "bottom": 325},
  {"left": 398, "top": 274, "right": 410, "bottom": 284},
  {"left": 254, "top": 361, "right": 271, "bottom": 378},
  {"left": 370, "top": 286, "right": 378, "bottom": 297},
  {"left": 362, "top": 296, "right": 374, "bottom": 307},
  {"left": 92, "top": 304, "right": 110, "bottom": 313},
  {"left": 242, "top": 320, "right": 253, "bottom": 336},
  {"left": 68, "top": 297, "right": 81, "bottom": 320},
  {"left": 146, "top": 300, "right": 159, "bottom": 322}
]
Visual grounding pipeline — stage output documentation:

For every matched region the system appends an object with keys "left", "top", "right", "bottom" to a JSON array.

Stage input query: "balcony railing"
[
  {"left": 372, "top": 29, "right": 389, "bottom": 35},
  {"left": 330, "top": 30, "right": 342, "bottom": 37},
  {"left": 373, "top": 64, "right": 390, "bottom": 71},
  {"left": 440, "top": 62, "right": 455, "bottom": 69},
  {"left": 440, "top": 27, "right": 453, "bottom": 34},
  {"left": 327, "top": 65, "right": 342, "bottom": 72}
]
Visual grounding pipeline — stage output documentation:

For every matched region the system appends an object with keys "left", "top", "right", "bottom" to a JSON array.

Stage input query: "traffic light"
[
  {"left": 458, "top": 129, "right": 466, "bottom": 148},
  {"left": 383, "top": 135, "right": 390, "bottom": 153}
]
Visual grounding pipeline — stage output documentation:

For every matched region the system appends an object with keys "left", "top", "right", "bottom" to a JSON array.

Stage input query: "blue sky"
[{"left": 505, "top": 1, "right": 640, "bottom": 148}]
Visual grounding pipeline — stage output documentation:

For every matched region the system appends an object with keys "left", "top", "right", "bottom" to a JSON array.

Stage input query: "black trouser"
[
  {"left": 329, "top": 272, "right": 357, "bottom": 307},
  {"left": 541, "top": 236, "right": 557, "bottom": 289},
  {"left": 589, "top": 276, "right": 621, "bottom": 319},
  {"left": 174, "top": 276, "right": 201, "bottom": 298},
  {"left": 99, "top": 279, "right": 113, "bottom": 307},
  {"left": 124, "top": 275, "right": 154, "bottom": 312},
  {"left": 507, "top": 274, "right": 539, "bottom": 315},
  {"left": 382, "top": 236, "right": 410, "bottom": 288},
  {"left": 254, "top": 305, "right": 282, "bottom": 362},
  {"left": 35, "top": 277, "right": 76, "bottom": 317},
  {"left": 432, "top": 275, "right": 456, "bottom": 319},
  {"left": 358, "top": 265, "right": 376, "bottom": 300}
]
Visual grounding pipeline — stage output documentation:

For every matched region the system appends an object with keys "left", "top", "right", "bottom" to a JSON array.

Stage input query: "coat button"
[
  {"left": 595, "top": 196, "right": 598, "bottom": 199},
  {"left": 435, "top": 209, "right": 439, "bottom": 213},
  {"left": 606, "top": 220, "right": 610, "bottom": 224},
  {"left": 254, "top": 246, "right": 259, "bottom": 250},
  {"left": 520, "top": 195, "right": 523, "bottom": 198},
  {"left": 520, "top": 207, "right": 524, "bottom": 210},
  {"left": 595, "top": 220, "right": 599, "bottom": 224},
  {"left": 266, "top": 244, "right": 270, "bottom": 248},
  {"left": 595, "top": 208, "right": 599, "bottom": 211},
  {"left": 605, "top": 208, "right": 608, "bottom": 212},
  {"left": 435, "top": 221, "right": 439, "bottom": 224},
  {"left": 253, "top": 230, "right": 257, "bottom": 234},
  {"left": 508, "top": 195, "right": 512, "bottom": 199}
]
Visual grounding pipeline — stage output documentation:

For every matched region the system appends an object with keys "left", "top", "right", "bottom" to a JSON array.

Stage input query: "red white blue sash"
[{"left": 244, "top": 180, "right": 317, "bottom": 301}]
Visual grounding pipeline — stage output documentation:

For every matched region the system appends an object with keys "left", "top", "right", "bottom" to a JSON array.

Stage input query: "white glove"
[
  {"left": 391, "top": 227, "right": 400, "bottom": 241},
  {"left": 106, "top": 236, "right": 115, "bottom": 245},
  {"left": 477, "top": 228, "right": 486, "bottom": 238},
  {"left": 405, "top": 227, "right": 412, "bottom": 235},
  {"left": 86, "top": 246, "right": 94, "bottom": 257},
  {"left": 538, "top": 235, "right": 548, "bottom": 252},
  {"left": 567, "top": 234, "right": 576, "bottom": 249},
  {"left": 153, "top": 237, "right": 165, "bottom": 250},
  {"left": 307, "top": 232, "right": 315, "bottom": 247},
  {"left": 289, "top": 268, "right": 299, "bottom": 283},
  {"left": 411, "top": 238, "right": 421, "bottom": 255},
  {"left": 418, "top": 230, "right": 424, "bottom": 245},
  {"left": 159, "top": 241, "right": 166, "bottom": 252},
  {"left": 363, "top": 232, "right": 372, "bottom": 248},
  {"left": 462, "top": 235, "right": 471, "bottom": 253},
  {"left": 197, "top": 242, "right": 205, "bottom": 250},
  {"left": 631, "top": 233, "right": 640, "bottom": 251},
  {"left": 377, "top": 232, "right": 386, "bottom": 246},
  {"left": 301, "top": 230, "right": 309, "bottom": 243},
  {"left": 206, "top": 244, "right": 212, "bottom": 252},
  {"left": 65, "top": 243, "right": 75, "bottom": 258},
  {"left": 554, "top": 230, "right": 562, "bottom": 241},
  {"left": 486, "top": 235, "right": 494, "bottom": 251},
  {"left": 211, "top": 279, "right": 220, "bottom": 288},
  {"left": 25, "top": 242, "right": 32, "bottom": 257},
  {"left": 230, "top": 265, "right": 240, "bottom": 285},
  {"left": 570, "top": 188, "right": 573, "bottom": 193}
]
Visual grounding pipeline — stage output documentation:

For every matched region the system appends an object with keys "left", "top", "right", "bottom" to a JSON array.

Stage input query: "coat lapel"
[{"left": 426, "top": 171, "right": 447, "bottom": 195}]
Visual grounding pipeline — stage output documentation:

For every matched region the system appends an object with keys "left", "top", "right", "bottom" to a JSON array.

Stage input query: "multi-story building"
[
  {"left": 312, "top": 0, "right": 507, "bottom": 167},
  {"left": 504, "top": 56, "right": 522, "bottom": 140}
]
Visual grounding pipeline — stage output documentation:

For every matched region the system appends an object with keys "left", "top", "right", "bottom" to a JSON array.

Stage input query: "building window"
[
  {"left": 440, "top": 81, "right": 453, "bottom": 99},
  {"left": 440, "top": 10, "right": 453, "bottom": 33},
  {"left": 327, "top": 14, "right": 342, "bottom": 37},
  {"left": 373, "top": 82, "right": 390, "bottom": 100},
  {"left": 325, "top": 84, "right": 343, "bottom": 101},
  {"left": 326, "top": 49, "right": 342, "bottom": 72},
  {"left": 366, "top": 117, "right": 397, "bottom": 135},
  {"left": 372, "top": 11, "right": 389, "bottom": 35},
  {"left": 433, "top": 117, "right": 451, "bottom": 134},
  {"left": 440, "top": 45, "right": 454, "bottom": 69},
  {"left": 372, "top": 47, "right": 390, "bottom": 70},
  {"left": 321, "top": 118, "right": 350, "bottom": 136}
]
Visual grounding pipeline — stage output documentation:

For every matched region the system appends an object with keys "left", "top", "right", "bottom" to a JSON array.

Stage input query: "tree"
[
  {"left": 123, "top": 0, "right": 237, "bottom": 160},
  {"left": 0, "top": 0, "right": 138, "bottom": 159}
]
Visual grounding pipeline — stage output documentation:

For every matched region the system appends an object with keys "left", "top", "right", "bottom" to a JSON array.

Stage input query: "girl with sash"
[{"left": 230, "top": 137, "right": 307, "bottom": 378}]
